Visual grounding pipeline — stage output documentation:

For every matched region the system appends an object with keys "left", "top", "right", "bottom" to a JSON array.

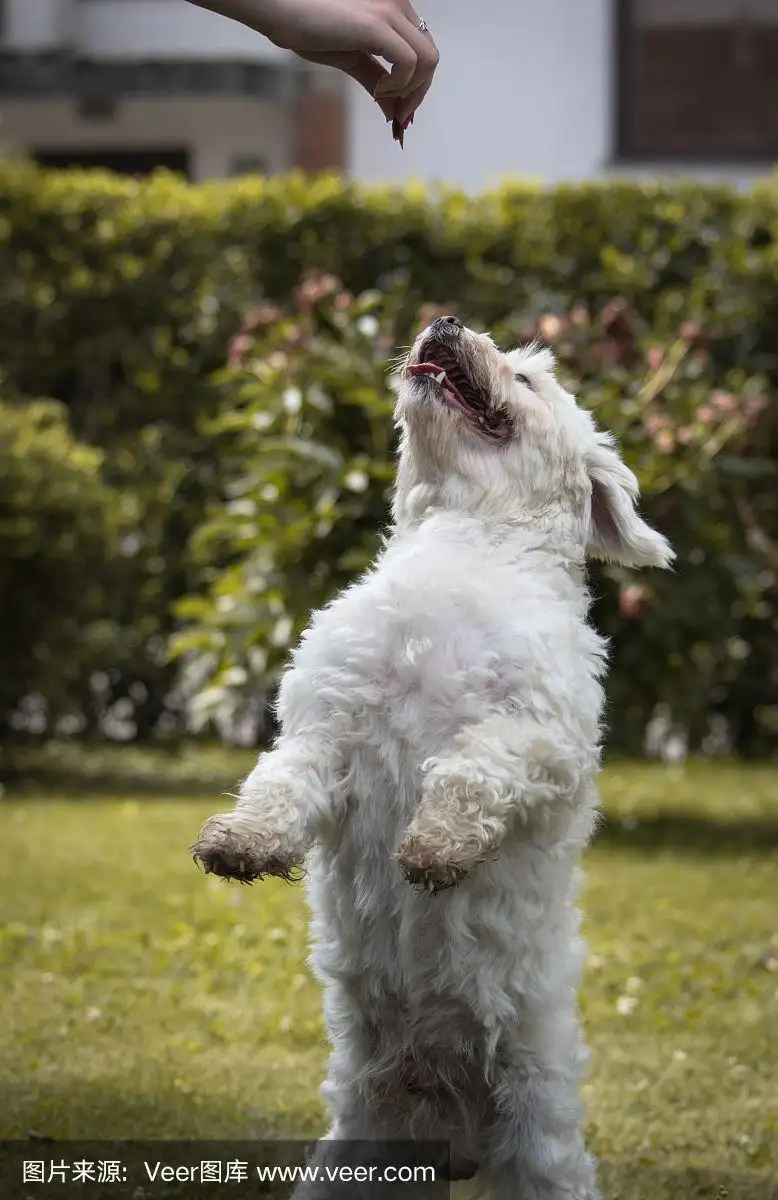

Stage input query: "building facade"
[
  {"left": 0, "top": 0, "right": 346, "bottom": 178},
  {"left": 351, "top": 0, "right": 778, "bottom": 190},
  {"left": 1, "top": 0, "right": 776, "bottom": 188}
]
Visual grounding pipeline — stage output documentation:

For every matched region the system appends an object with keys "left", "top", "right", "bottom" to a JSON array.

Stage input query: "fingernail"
[{"left": 403, "top": 115, "right": 413, "bottom": 130}]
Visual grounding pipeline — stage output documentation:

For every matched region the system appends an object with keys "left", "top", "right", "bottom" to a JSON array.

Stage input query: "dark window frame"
[
  {"left": 33, "top": 148, "right": 191, "bottom": 178},
  {"left": 613, "top": 0, "right": 778, "bottom": 163}
]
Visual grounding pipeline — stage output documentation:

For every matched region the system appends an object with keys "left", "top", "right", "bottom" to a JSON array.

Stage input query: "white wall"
[
  {"left": 4, "top": 0, "right": 769, "bottom": 189},
  {"left": 79, "top": 1, "right": 289, "bottom": 61},
  {"left": 1, "top": 0, "right": 76, "bottom": 51},
  {"left": 0, "top": 97, "right": 294, "bottom": 179},
  {"left": 348, "top": 0, "right": 613, "bottom": 190}
]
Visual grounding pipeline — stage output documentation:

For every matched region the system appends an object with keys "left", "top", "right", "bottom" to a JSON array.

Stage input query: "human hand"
[{"left": 189, "top": 0, "right": 438, "bottom": 128}]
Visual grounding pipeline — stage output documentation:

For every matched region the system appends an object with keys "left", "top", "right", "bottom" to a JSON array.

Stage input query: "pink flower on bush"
[
  {"left": 619, "top": 583, "right": 650, "bottom": 620},
  {"left": 293, "top": 272, "right": 341, "bottom": 312},
  {"left": 646, "top": 346, "right": 664, "bottom": 371},
  {"left": 228, "top": 333, "right": 252, "bottom": 369},
  {"left": 745, "top": 394, "right": 768, "bottom": 421},
  {"left": 643, "top": 411, "right": 671, "bottom": 435},
  {"left": 677, "top": 426, "right": 695, "bottom": 446},
  {"left": 600, "top": 298, "right": 629, "bottom": 328},
  {"left": 710, "top": 390, "right": 737, "bottom": 414},
  {"left": 538, "top": 314, "right": 563, "bottom": 341},
  {"left": 281, "top": 326, "right": 310, "bottom": 351},
  {"left": 679, "top": 320, "right": 702, "bottom": 342},
  {"left": 696, "top": 404, "right": 715, "bottom": 425},
  {"left": 654, "top": 429, "right": 676, "bottom": 455},
  {"left": 244, "top": 305, "right": 281, "bottom": 332},
  {"left": 599, "top": 298, "right": 636, "bottom": 364},
  {"left": 333, "top": 291, "right": 354, "bottom": 311}
]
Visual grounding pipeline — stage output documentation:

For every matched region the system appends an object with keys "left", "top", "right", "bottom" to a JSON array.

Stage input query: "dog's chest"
[
  {"left": 382, "top": 620, "right": 510, "bottom": 741},
  {"left": 309, "top": 574, "right": 519, "bottom": 740}
]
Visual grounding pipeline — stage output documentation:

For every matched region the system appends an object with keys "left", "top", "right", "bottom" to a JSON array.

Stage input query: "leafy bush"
[
  {"left": 170, "top": 279, "right": 398, "bottom": 739},
  {"left": 0, "top": 162, "right": 253, "bottom": 737},
  {"left": 0, "top": 389, "right": 121, "bottom": 735},
  {"left": 0, "top": 161, "right": 776, "bottom": 752}
]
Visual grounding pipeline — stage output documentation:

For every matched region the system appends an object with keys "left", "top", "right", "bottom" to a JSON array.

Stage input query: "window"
[
  {"left": 33, "top": 149, "right": 191, "bottom": 178},
  {"left": 616, "top": 0, "right": 778, "bottom": 161},
  {"left": 229, "top": 155, "right": 268, "bottom": 177}
]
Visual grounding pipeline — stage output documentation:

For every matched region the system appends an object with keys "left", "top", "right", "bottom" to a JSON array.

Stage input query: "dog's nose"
[{"left": 431, "top": 314, "right": 463, "bottom": 334}]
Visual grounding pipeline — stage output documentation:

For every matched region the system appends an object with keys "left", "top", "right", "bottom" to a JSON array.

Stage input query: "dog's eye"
[{"left": 514, "top": 373, "right": 533, "bottom": 389}]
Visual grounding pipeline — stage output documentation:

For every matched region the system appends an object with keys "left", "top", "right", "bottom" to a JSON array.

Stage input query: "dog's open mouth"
[{"left": 406, "top": 339, "right": 512, "bottom": 442}]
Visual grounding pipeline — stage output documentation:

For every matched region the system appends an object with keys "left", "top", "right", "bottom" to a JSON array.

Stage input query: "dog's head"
[{"left": 393, "top": 316, "right": 673, "bottom": 569}]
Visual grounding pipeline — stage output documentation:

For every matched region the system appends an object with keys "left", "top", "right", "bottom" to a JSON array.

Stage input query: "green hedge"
[
  {"left": 0, "top": 161, "right": 776, "bottom": 753},
  {"left": 0, "top": 387, "right": 121, "bottom": 732}
]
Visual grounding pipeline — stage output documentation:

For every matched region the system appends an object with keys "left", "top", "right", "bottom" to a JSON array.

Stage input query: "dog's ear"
[{"left": 585, "top": 435, "right": 674, "bottom": 569}]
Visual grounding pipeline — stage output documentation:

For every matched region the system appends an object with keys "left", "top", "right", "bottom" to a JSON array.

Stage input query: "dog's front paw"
[
  {"left": 396, "top": 835, "right": 470, "bottom": 895},
  {"left": 397, "top": 761, "right": 507, "bottom": 895},
  {"left": 192, "top": 815, "right": 305, "bottom": 884}
]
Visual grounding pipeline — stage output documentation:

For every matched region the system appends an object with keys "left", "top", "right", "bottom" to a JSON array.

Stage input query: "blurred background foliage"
[{"left": 0, "top": 161, "right": 776, "bottom": 756}]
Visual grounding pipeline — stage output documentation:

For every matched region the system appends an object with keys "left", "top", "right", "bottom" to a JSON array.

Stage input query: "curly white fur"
[{"left": 194, "top": 324, "right": 673, "bottom": 1200}]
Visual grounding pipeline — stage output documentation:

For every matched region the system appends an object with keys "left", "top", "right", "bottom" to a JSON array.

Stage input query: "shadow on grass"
[
  {"left": 1, "top": 765, "right": 236, "bottom": 800},
  {"left": 0, "top": 742, "right": 255, "bottom": 800},
  {"left": 598, "top": 1159, "right": 778, "bottom": 1200},
  {"left": 594, "top": 811, "right": 778, "bottom": 857},
  {"left": 3, "top": 744, "right": 778, "bottom": 858},
  {"left": 0, "top": 1080, "right": 304, "bottom": 1143},
  {"left": 0, "top": 1084, "right": 776, "bottom": 1199}
]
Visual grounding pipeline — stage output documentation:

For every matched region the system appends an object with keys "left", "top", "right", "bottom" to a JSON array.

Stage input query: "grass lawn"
[{"left": 1, "top": 743, "right": 777, "bottom": 1198}]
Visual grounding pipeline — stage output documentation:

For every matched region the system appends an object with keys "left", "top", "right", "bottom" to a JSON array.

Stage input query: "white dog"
[{"left": 193, "top": 316, "right": 673, "bottom": 1199}]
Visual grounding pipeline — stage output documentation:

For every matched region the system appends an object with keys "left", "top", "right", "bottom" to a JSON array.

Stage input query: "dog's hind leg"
[
  {"left": 480, "top": 1011, "right": 600, "bottom": 1200},
  {"left": 291, "top": 1080, "right": 445, "bottom": 1200},
  {"left": 304, "top": 986, "right": 480, "bottom": 1198}
]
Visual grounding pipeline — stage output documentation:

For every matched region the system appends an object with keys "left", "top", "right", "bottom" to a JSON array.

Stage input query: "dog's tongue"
[
  {"left": 407, "top": 363, "right": 445, "bottom": 378},
  {"left": 407, "top": 362, "right": 462, "bottom": 405}
]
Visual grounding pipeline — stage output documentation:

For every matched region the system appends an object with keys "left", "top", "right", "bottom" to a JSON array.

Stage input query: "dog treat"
[{"left": 392, "top": 112, "right": 414, "bottom": 148}]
